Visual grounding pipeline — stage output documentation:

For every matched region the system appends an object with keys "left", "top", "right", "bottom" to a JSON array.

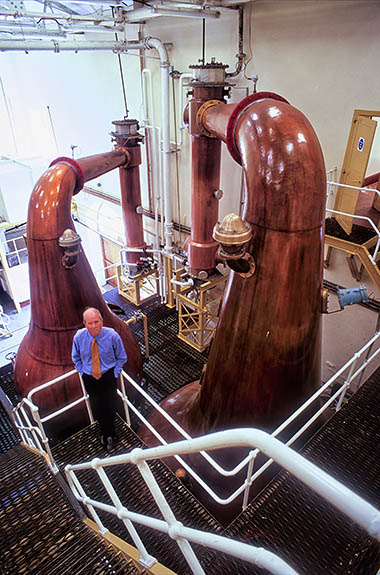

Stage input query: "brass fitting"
[
  {"left": 213, "top": 213, "right": 255, "bottom": 278},
  {"left": 196, "top": 99, "right": 225, "bottom": 137},
  {"left": 213, "top": 213, "right": 252, "bottom": 259},
  {"left": 58, "top": 228, "right": 81, "bottom": 269}
]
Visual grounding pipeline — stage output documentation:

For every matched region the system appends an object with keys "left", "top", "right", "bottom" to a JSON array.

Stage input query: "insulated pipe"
[
  {"left": 142, "top": 68, "right": 160, "bottom": 251},
  {"left": 14, "top": 151, "right": 143, "bottom": 436},
  {"left": 146, "top": 37, "right": 173, "bottom": 255}
]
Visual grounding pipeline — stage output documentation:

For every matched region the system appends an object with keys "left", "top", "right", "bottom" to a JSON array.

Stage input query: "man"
[{"left": 72, "top": 307, "right": 127, "bottom": 451}]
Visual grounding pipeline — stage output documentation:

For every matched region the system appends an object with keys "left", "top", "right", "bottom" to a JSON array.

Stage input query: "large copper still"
[
  {"left": 143, "top": 80, "right": 326, "bottom": 521},
  {"left": 14, "top": 149, "right": 143, "bottom": 437}
]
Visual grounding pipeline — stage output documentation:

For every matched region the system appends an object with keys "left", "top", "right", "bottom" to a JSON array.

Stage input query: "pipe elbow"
[
  {"left": 230, "top": 95, "right": 326, "bottom": 231},
  {"left": 144, "top": 36, "right": 169, "bottom": 66},
  {"left": 28, "top": 161, "right": 79, "bottom": 240}
]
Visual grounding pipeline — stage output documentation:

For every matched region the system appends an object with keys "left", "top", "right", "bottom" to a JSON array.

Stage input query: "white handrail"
[
  {"left": 327, "top": 180, "right": 380, "bottom": 196},
  {"left": 66, "top": 428, "right": 380, "bottom": 540},
  {"left": 116, "top": 329, "right": 380, "bottom": 507},
  {"left": 65, "top": 427, "right": 380, "bottom": 574},
  {"left": 13, "top": 325, "right": 380, "bottom": 506}
]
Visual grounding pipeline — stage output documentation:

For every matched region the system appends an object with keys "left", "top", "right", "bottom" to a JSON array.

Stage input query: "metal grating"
[
  {"left": 0, "top": 445, "right": 144, "bottom": 575},
  {"left": 200, "top": 370, "right": 380, "bottom": 575},
  {"left": 52, "top": 417, "right": 221, "bottom": 575},
  {"left": 325, "top": 217, "right": 377, "bottom": 245},
  {"left": 0, "top": 364, "right": 20, "bottom": 452}
]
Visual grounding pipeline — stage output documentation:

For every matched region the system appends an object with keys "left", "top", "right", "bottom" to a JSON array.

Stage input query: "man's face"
[{"left": 83, "top": 309, "right": 103, "bottom": 337}]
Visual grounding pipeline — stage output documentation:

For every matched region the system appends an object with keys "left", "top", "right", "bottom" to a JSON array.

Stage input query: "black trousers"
[{"left": 82, "top": 369, "right": 117, "bottom": 438}]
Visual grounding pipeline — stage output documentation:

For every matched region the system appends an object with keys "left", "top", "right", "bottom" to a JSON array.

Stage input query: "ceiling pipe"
[
  {"left": 0, "top": 9, "right": 120, "bottom": 23},
  {"left": 0, "top": 35, "right": 173, "bottom": 255}
]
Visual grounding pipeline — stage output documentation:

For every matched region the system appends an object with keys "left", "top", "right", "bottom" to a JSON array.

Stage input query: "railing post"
[
  {"left": 13, "top": 407, "right": 30, "bottom": 446},
  {"left": 20, "top": 404, "right": 44, "bottom": 451},
  {"left": 137, "top": 459, "right": 205, "bottom": 574},
  {"left": 66, "top": 468, "right": 109, "bottom": 535},
  {"left": 242, "top": 450, "right": 257, "bottom": 511},
  {"left": 119, "top": 372, "right": 131, "bottom": 426},
  {"left": 30, "top": 403, "right": 59, "bottom": 473},
  {"left": 336, "top": 352, "right": 359, "bottom": 410},
  {"left": 96, "top": 465, "right": 156, "bottom": 568},
  {"left": 78, "top": 372, "right": 94, "bottom": 424}
]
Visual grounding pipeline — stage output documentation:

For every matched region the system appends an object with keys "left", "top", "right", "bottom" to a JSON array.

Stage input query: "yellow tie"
[{"left": 91, "top": 337, "right": 102, "bottom": 380}]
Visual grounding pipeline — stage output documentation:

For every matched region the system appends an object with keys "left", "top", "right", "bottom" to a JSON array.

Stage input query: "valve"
[
  {"left": 213, "top": 213, "right": 255, "bottom": 278},
  {"left": 58, "top": 228, "right": 81, "bottom": 269}
]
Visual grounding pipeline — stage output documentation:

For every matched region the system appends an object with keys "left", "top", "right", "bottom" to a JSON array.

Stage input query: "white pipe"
[
  {"left": 144, "top": 37, "right": 173, "bottom": 255},
  {"left": 0, "top": 10, "right": 119, "bottom": 23},
  {"left": 0, "top": 39, "right": 125, "bottom": 51},
  {"left": 178, "top": 73, "right": 192, "bottom": 149},
  {"left": 142, "top": 68, "right": 160, "bottom": 251}
]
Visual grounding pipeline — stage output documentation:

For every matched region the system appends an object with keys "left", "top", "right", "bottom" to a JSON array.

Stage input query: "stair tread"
[
  {"left": 52, "top": 417, "right": 221, "bottom": 574},
  {"left": 0, "top": 446, "right": 145, "bottom": 575}
]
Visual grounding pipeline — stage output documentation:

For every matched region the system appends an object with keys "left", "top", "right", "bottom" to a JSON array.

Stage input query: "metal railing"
[
  {"left": 118, "top": 326, "right": 380, "bottom": 510},
  {"left": 65, "top": 428, "right": 380, "bottom": 575},
  {"left": 12, "top": 368, "right": 93, "bottom": 472},
  {"left": 326, "top": 179, "right": 380, "bottom": 262},
  {"left": 12, "top": 324, "right": 380, "bottom": 511}
]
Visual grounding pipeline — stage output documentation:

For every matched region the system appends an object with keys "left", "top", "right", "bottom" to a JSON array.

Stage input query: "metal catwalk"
[{"left": 0, "top": 290, "right": 380, "bottom": 573}]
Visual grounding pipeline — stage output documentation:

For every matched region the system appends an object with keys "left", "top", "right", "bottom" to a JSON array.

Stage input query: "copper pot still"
[
  {"left": 14, "top": 151, "right": 143, "bottom": 438},
  {"left": 143, "top": 92, "right": 327, "bottom": 522}
]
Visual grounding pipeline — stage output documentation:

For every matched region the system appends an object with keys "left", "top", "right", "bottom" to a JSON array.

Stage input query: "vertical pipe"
[
  {"left": 118, "top": 147, "right": 147, "bottom": 264},
  {"left": 188, "top": 135, "right": 221, "bottom": 276}
]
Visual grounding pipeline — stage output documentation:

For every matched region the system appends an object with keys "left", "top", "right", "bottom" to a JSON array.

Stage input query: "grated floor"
[
  {"left": 0, "top": 445, "right": 146, "bottom": 575},
  {"left": 200, "top": 369, "right": 380, "bottom": 575}
]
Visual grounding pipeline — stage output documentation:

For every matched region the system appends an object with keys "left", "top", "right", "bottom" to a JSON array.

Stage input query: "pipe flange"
[
  {"left": 196, "top": 99, "right": 225, "bottom": 138},
  {"left": 235, "top": 253, "right": 256, "bottom": 279},
  {"left": 49, "top": 156, "right": 85, "bottom": 195},
  {"left": 226, "top": 91, "right": 290, "bottom": 165},
  {"left": 113, "top": 145, "right": 131, "bottom": 168}
]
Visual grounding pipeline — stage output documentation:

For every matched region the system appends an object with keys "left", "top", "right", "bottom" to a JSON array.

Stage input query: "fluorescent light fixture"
[
  {"left": 125, "top": 5, "right": 220, "bottom": 22},
  {"left": 152, "top": 7, "right": 220, "bottom": 19}
]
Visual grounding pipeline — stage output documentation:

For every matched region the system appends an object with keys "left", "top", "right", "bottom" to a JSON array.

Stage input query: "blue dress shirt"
[{"left": 72, "top": 326, "right": 127, "bottom": 378}]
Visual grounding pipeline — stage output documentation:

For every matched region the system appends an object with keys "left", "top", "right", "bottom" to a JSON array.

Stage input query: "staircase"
[
  {"left": 0, "top": 444, "right": 146, "bottom": 575},
  {"left": 51, "top": 417, "right": 222, "bottom": 574}
]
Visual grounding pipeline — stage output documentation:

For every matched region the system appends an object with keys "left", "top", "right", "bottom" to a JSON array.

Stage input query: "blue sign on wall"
[{"left": 357, "top": 137, "right": 365, "bottom": 151}]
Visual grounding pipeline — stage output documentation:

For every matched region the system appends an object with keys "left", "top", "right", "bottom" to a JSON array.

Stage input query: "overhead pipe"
[
  {"left": 0, "top": 9, "right": 120, "bottom": 23},
  {"left": 0, "top": 35, "right": 174, "bottom": 257},
  {"left": 14, "top": 150, "right": 143, "bottom": 438}
]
